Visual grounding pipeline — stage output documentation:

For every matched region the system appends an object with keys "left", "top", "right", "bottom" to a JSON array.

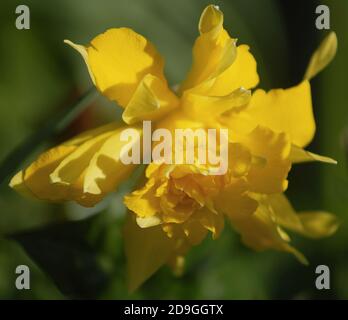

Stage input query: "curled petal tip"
[{"left": 304, "top": 31, "right": 337, "bottom": 80}]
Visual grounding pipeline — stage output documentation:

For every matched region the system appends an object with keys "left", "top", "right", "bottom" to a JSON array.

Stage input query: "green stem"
[{"left": 0, "top": 88, "right": 98, "bottom": 185}]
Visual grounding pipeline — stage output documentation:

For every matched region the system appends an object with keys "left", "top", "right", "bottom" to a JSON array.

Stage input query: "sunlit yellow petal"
[
  {"left": 198, "top": 4, "right": 223, "bottom": 36},
  {"left": 83, "top": 126, "right": 142, "bottom": 195},
  {"left": 182, "top": 87, "right": 251, "bottom": 120},
  {"left": 50, "top": 131, "right": 114, "bottom": 186},
  {"left": 66, "top": 28, "right": 166, "bottom": 107},
  {"left": 245, "top": 81, "right": 315, "bottom": 147},
  {"left": 179, "top": 5, "right": 237, "bottom": 94},
  {"left": 208, "top": 44, "right": 259, "bottom": 95},
  {"left": 240, "top": 126, "right": 291, "bottom": 194},
  {"left": 155, "top": 109, "right": 205, "bottom": 134},
  {"left": 122, "top": 74, "right": 179, "bottom": 124},
  {"left": 9, "top": 122, "right": 133, "bottom": 207}
]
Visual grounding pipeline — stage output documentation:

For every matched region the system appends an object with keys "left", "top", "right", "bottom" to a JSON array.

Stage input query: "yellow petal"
[
  {"left": 229, "top": 202, "right": 308, "bottom": 264},
  {"left": 66, "top": 28, "right": 166, "bottom": 107},
  {"left": 9, "top": 123, "right": 129, "bottom": 206},
  {"left": 297, "top": 211, "right": 339, "bottom": 239},
  {"left": 215, "top": 179, "right": 258, "bottom": 219},
  {"left": 265, "top": 194, "right": 339, "bottom": 239},
  {"left": 155, "top": 109, "right": 206, "bottom": 136},
  {"left": 64, "top": 40, "right": 96, "bottom": 84},
  {"left": 182, "top": 87, "right": 251, "bottom": 120},
  {"left": 304, "top": 32, "right": 337, "bottom": 80},
  {"left": 19, "top": 145, "right": 76, "bottom": 201},
  {"left": 265, "top": 193, "right": 303, "bottom": 231},
  {"left": 124, "top": 214, "right": 176, "bottom": 292},
  {"left": 9, "top": 170, "right": 36, "bottom": 198},
  {"left": 179, "top": 5, "right": 237, "bottom": 94},
  {"left": 173, "top": 178, "right": 205, "bottom": 207},
  {"left": 207, "top": 44, "right": 259, "bottom": 96},
  {"left": 228, "top": 143, "right": 252, "bottom": 177},
  {"left": 241, "top": 126, "right": 291, "bottom": 194},
  {"left": 246, "top": 80, "right": 315, "bottom": 147},
  {"left": 198, "top": 4, "right": 223, "bottom": 36},
  {"left": 71, "top": 173, "right": 104, "bottom": 207},
  {"left": 136, "top": 215, "right": 162, "bottom": 228},
  {"left": 83, "top": 126, "right": 142, "bottom": 195},
  {"left": 50, "top": 131, "right": 114, "bottom": 186},
  {"left": 196, "top": 207, "right": 225, "bottom": 240},
  {"left": 122, "top": 74, "right": 179, "bottom": 124},
  {"left": 290, "top": 144, "right": 337, "bottom": 164},
  {"left": 124, "top": 178, "right": 160, "bottom": 217}
]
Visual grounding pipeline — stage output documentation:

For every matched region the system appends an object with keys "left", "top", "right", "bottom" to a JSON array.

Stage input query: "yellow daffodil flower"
[{"left": 10, "top": 4, "right": 339, "bottom": 292}]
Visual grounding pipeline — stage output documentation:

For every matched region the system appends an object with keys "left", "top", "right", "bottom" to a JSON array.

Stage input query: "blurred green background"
[{"left": 0, "top": 0, "right": 347, "bottom": 299}]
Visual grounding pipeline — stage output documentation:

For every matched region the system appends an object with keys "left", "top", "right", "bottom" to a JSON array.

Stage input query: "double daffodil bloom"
[{"left": 10, "top": 5, "right": 339, "bottom": 291}]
